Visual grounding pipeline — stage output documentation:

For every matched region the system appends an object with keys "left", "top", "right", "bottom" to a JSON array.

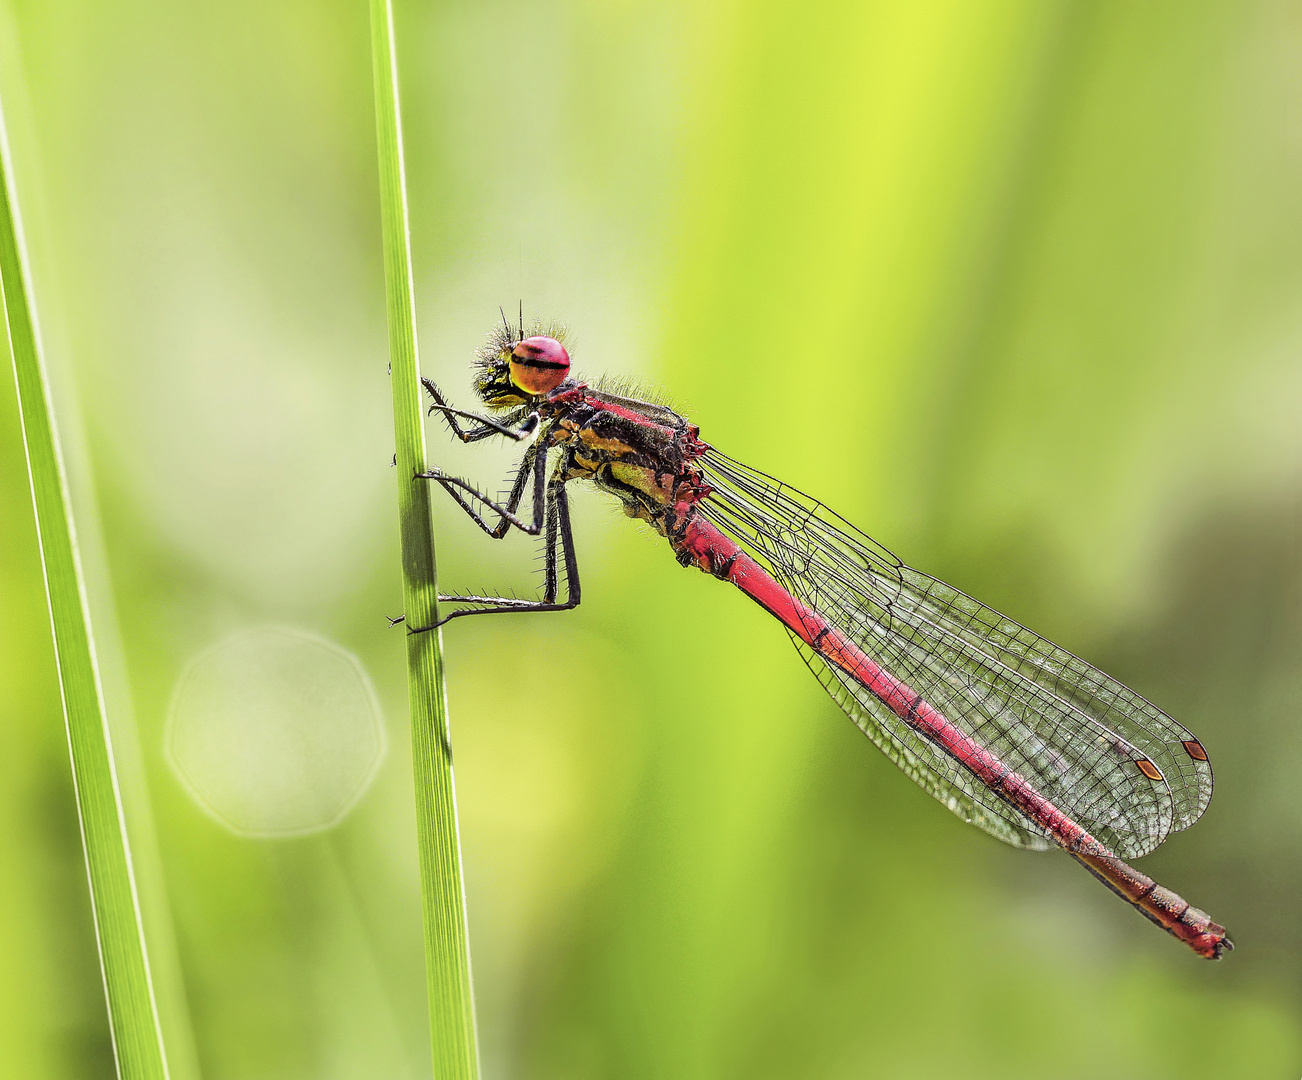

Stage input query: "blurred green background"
[{"left": 2, "top": 0, "right": 1300, "bottom": 1077}]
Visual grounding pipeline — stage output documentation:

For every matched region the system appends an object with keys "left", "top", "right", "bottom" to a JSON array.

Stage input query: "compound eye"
[{"left": 509, "top": 336, "right": 570, "bottom": 395}]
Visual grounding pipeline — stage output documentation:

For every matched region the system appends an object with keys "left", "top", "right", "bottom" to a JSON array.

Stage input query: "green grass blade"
[
  {"left": 0, "top": 89, "right": 169, "bottom": 1080},
  {"left": 369, "top": 1, "right": 480, "bottom": 1075}
]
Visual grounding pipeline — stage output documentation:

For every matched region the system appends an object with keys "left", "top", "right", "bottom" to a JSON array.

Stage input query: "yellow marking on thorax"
[
  {"left": 609, "top": 462, "right": 675, "bottom": 506},
  {"left": 578, "top": 429, "right": 638, "bottom": 457},
  {"left": 569, "top": 451, "right": 602, "bottom": 477}
]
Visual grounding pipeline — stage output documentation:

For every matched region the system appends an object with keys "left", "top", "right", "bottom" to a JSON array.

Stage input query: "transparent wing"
[{"left": 697, "top": 450, "right": 1213, "bottom": 858}]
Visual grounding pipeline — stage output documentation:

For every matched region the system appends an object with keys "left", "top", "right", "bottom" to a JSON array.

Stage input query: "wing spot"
[
  {"left": 1182, "top": 739, "right": 1209, "bottom": 762},
  {"left": 1135, "top": 758, "right": 1165, "bottom": 782}
]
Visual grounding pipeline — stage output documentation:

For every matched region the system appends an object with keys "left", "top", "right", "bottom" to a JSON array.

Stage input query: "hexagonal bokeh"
[{"left": 167, "top": 626, "right": 386, "bottom": 837}]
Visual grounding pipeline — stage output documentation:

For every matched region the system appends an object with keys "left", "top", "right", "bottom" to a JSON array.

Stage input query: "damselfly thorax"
[{"left": 541, "top": 388, "right": 713, "bottom": 542}]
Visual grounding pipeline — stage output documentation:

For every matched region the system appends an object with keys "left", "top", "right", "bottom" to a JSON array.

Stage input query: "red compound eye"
[{"left": 509, "top": 336, "right": 570, "bottom": 395}]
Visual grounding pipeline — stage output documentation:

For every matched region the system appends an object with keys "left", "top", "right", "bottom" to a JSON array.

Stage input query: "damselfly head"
[
  {"left": 510, "top": 336, "right": 570, "bottom": 395},
  {"left": 474, "top": 315, "right": 571, "bottom": 408}
]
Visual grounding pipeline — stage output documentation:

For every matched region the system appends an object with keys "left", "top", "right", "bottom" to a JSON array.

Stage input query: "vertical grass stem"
[{"left": 368, "top": 1, "right": 480, "bottom": 1075}]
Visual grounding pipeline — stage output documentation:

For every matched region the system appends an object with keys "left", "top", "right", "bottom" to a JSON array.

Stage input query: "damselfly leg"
[
  {"left": 421, "top": 375, "right": 540, "bottom": 444},
  {"left": 397, "top": 382, "right": 582, "bottom": 632},
  {"left": 415, "top": 442, "right": 548, "bottom": 538}
]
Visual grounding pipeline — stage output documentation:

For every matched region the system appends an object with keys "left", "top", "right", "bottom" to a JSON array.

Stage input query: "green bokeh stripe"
[{"left": 0, "top": 92, "right": 168, "bottom": 1079}]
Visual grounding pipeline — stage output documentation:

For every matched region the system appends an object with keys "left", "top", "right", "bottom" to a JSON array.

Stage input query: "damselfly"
[{"left": 403, "top": 313, "right": 1231, "bottom": 960}]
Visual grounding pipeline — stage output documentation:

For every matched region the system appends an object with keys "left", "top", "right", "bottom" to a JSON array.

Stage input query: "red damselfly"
[{"left": 401, "top": 313, "right": 1231, "bottom": 960}]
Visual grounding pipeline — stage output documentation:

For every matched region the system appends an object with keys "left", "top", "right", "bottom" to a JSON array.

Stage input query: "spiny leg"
[
  {"left": 406, "top": 475, "right": 582, "bottom": 632},
  {"left": 387, "top": 448, "right": 545, "bottom": 629},
  {"left": 416, "top": 440, "right": 549, "bottom": 537},
  {"left": 437, "top": 475, "right": 568, "bottom": 612},
  {"left": 421, "top": 376, "right": 537, "bottom": 444},
  {"left": 424, "top": 445, "right": 540, "bottom": 540},
  {"left": 543, "top": 470, "right": 562, "bottom": 602}
]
